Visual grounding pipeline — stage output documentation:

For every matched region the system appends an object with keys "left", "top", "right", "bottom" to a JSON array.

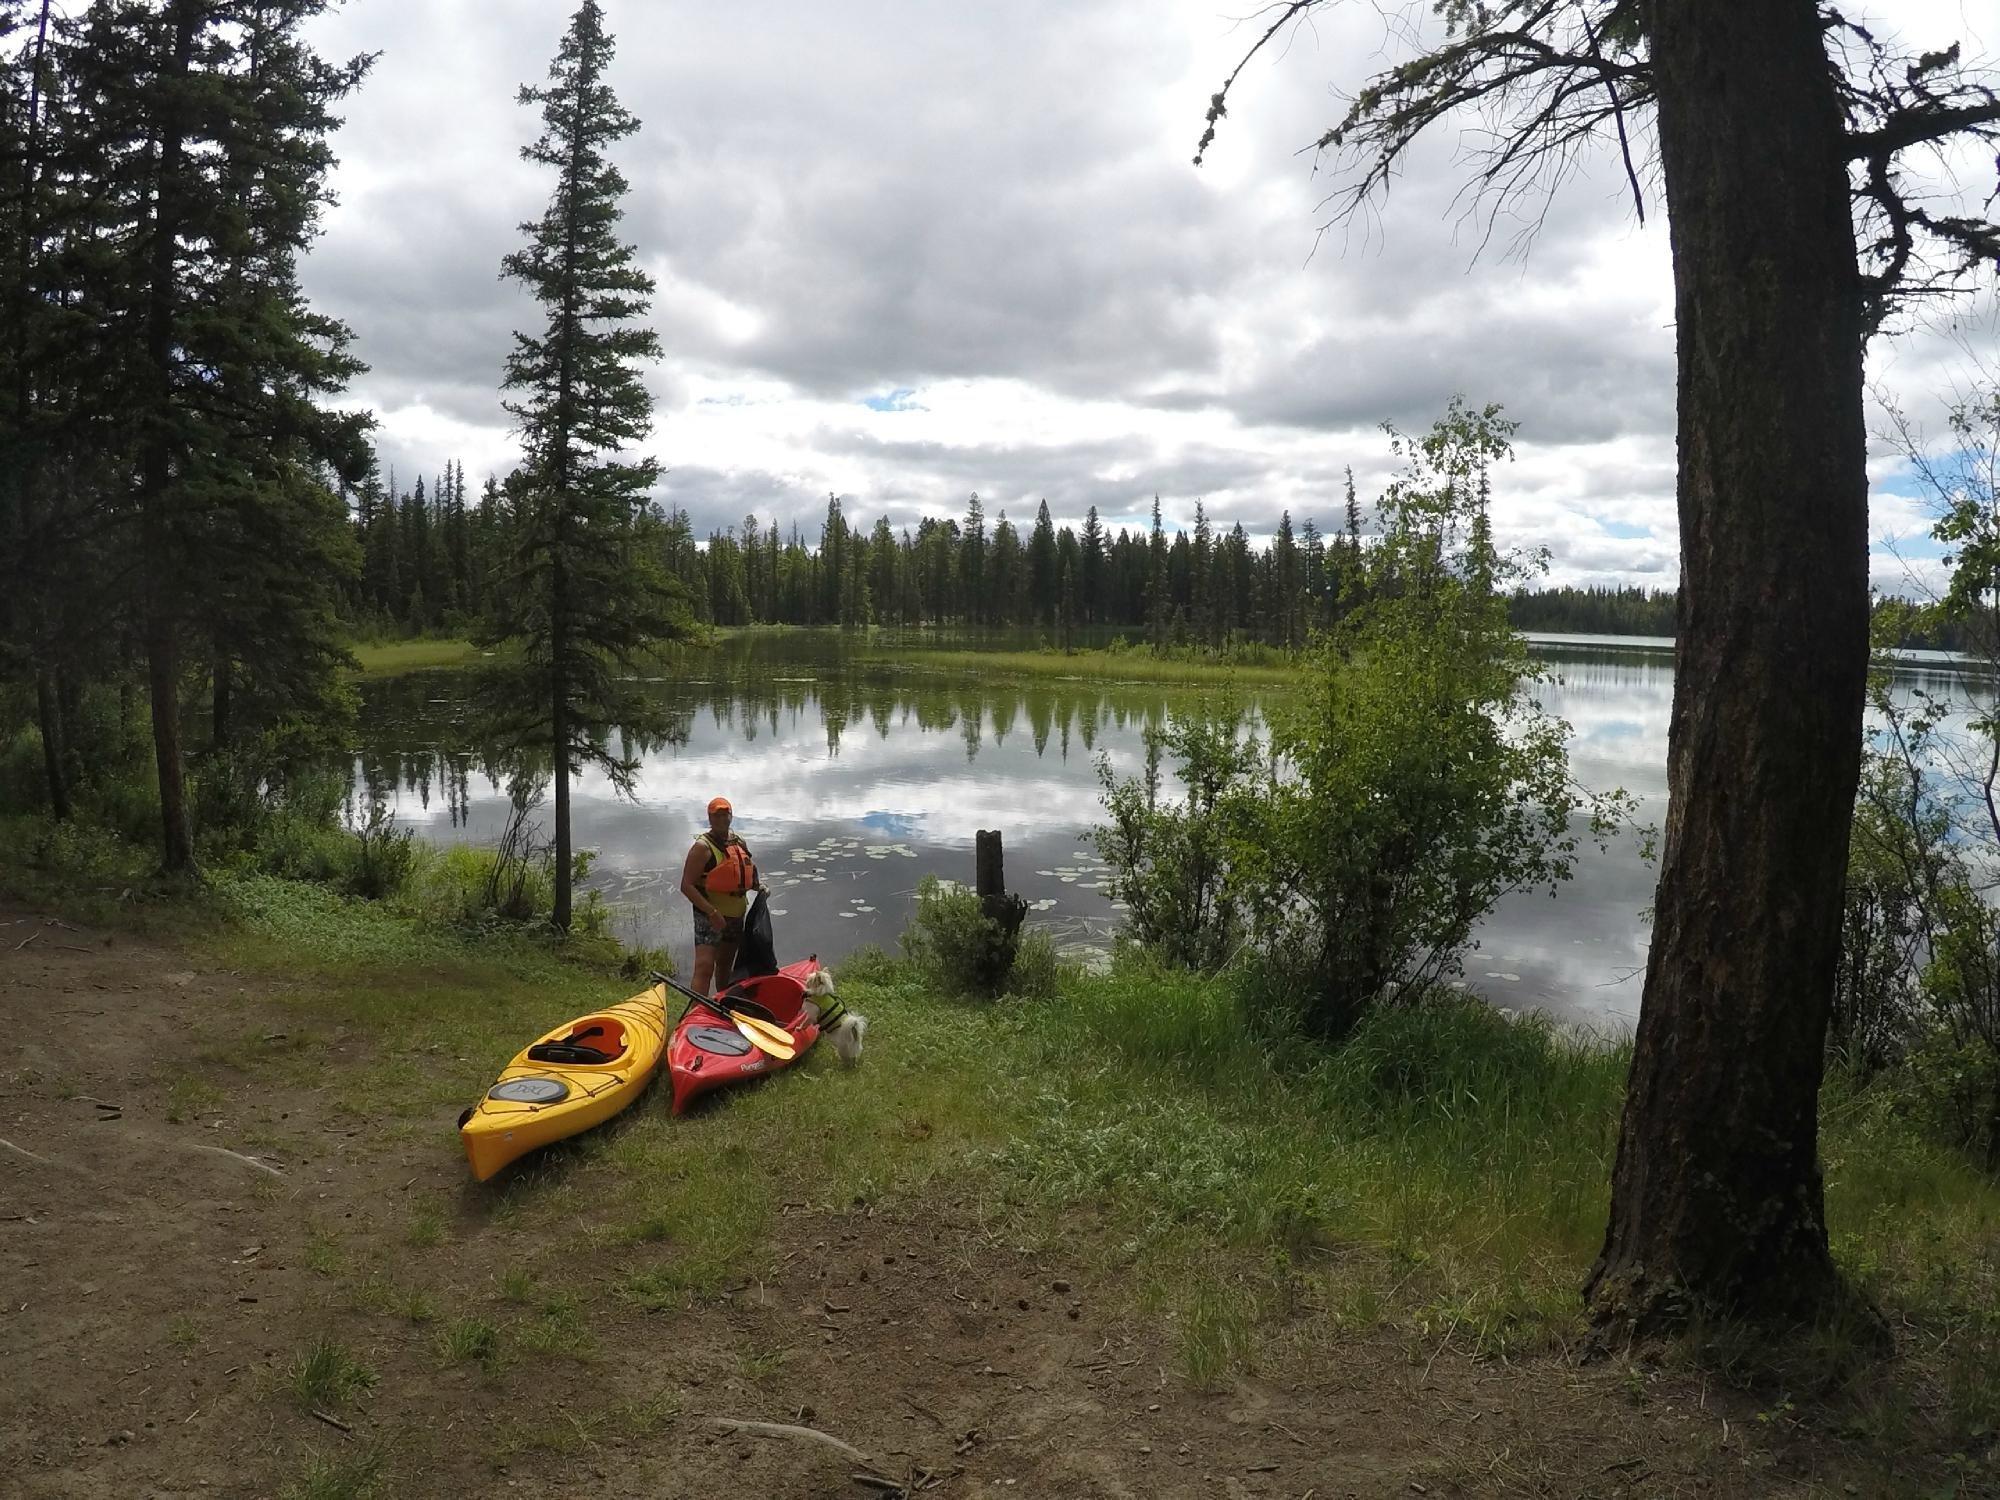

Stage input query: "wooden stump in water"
[{"left": 974, "top": 829, "right": 1027, "bottom": 993}]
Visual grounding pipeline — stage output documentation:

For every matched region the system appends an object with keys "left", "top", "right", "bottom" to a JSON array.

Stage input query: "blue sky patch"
[
  {"left": 1871, "top": 531, "right": 1945, "bottom": 560},
  {"left": 1595, "top": 518, "right": 1652, "bottom": 540},
  {"left": 862, "top": 387, "right": 925, "bottom": 412}
]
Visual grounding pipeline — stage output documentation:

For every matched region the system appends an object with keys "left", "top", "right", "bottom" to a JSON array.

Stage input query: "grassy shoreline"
[
  {"left": 5, "top": 809, "right": 2000, "bottom": 1490},
  {"left": 344, "top": 631, "right": 1307, "bottom": 687},
  {"left": 12, "top": 843, "right": 2000, "bottom": 1388},
  {"left": 346, "top": 638, "right": 493, "bottom": 676},
  {"left": 854, "top": 644, "right": 1303, "bottom": 685}
]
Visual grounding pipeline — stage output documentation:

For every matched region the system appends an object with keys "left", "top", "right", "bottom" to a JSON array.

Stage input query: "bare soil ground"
[{"left": 0, "top": 901, "right": 1970, "bottom": 1498}]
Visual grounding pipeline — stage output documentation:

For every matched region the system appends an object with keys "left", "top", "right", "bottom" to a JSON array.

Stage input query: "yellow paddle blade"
[
  {"left": 733, "top": 1016, "right": 796, "bottom": 1061},
  {"left": 727, "top": 1009, "right": 795, "bottom": 1051}
]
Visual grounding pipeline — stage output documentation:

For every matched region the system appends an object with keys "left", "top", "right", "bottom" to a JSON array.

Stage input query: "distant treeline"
[
  {"left": 1505, "top": 585, "right": 1677, "bottom": 637},
  {"left": 347, "top": 482, "right": 1981, "bottom": 650},
  {"left": 350, "top": 477, "right": 1378, "bottom": 648},
  {"left": 1504, "top": 585, "right": 1990, "bottom": 652}
]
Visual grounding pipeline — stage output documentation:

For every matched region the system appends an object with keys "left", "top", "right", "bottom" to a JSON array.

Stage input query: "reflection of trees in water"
[{"left": 349, "top": 637, "right": 1253, "bottom": 796}]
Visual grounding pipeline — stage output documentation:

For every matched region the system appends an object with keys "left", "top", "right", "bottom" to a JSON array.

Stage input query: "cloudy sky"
[{"left": 298, "top": 0, "right": 2000, "bottom": 593}]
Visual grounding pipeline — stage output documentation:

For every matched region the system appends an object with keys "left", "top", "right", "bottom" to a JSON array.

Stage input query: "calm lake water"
[{"left": 348, "top": 630, "right": 1958, "bottom": 1035}]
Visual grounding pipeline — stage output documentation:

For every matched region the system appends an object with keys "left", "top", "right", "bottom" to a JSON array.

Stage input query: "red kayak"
[{"left": 667, "top": 957, "right": 822, "bottom": 1116}]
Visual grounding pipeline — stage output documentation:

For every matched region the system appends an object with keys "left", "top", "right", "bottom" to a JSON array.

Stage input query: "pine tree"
[
  {"left": 488, "top": 0, "right": 690, "bottom": 931},
  {"left": 1145, "top": 496, "right": 1169, "bottom": 648},
  {"left": 1272, "top": 510, "right": 1300, "bottom": 649},
  {"left": 819, "top": 493, "right": 847, "bottom": 625},
  {"left": 959, "top": 493, "right": 986, "bottom": 628},
  {"left": 1, "top": 0, "right": 74, "bottom": 816},
  {"left": 69, "top": 0, "right": 372, "bottom": 867},
  {"left": 869, "top": 514, "right": 898, "bottom": 624},
  {"left": 988, "top": 510, "right": 1022, "bottom": 627},
  {"left": 1190, "top": 500, "right": 1214, "bottom": 646},
  {"left": 1079, "top": 505, "right": 1105, "bottom": 626},
  {"left": 1300, "top": 516, "right": 1326, "bottom": 624},
  {"left": 1027, "top": 498, "right": 1057, "bottom": 625}
]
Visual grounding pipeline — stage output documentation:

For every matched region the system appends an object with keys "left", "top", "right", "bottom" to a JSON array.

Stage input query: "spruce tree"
[
  {"left": 1027, "top": 498, "right": 1057, "bottom": 624},
  {"left": 489, "top": 0, "right": 690, "bottom": 931},
  {"left": 1272, "top": 511, "right": 1300, "bottom": 649},
  {"left": 67, "top": 0, "right": 371, "bottom": 868},
  {"left": 1145, "top": 497, "right": 1169, "bottom": 648},
  {"left": 1079, "top": 505, "right": 1105, "bottom": 626},
  {"left": 959, "top": 493, "right": 986, "bottom": 627},
  {"left": 1, "top": 0, "right": 73, "bottom": 817}
]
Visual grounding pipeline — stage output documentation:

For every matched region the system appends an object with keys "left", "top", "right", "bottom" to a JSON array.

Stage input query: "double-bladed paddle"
[{"left": 652, "top": 972, "right": 797, "bottom": 1061}]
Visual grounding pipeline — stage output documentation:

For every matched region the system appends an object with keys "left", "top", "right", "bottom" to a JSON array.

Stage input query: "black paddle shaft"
[{"left": 649, "top": 970, "right": 781, "bottom": 1027}]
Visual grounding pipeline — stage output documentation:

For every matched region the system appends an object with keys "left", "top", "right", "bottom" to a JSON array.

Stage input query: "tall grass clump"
[
  {"left": 1308, "top": 998, "right": 1626, "bottom": 1261},
  {"left": 1003, "top": 965, "right": 1627, "bottom": 1357},
  {"left": 286, "top": 1335, "right": 377, "bottom": 1410}
]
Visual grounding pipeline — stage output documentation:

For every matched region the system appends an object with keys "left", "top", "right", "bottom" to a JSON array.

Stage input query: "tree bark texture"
[
  {"left": 551, "top": 547, "right": 572, "bottom": 933},
  {"left": 35, "top": 670, "right": 70, "bottom": 821},
  {"left": 1587, "top": 0, "right": 1869, "bottom": 1330},
  {"left": 140, "top": 3, "right": 198, "bottom": 873},
  {"left": 211, "top": 651, "right": 231, "bottom": 750}
]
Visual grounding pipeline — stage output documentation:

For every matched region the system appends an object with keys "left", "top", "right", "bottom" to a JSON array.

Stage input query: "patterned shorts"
[{"left": 692, "top": 905, "right": 736, "bottom": 949}]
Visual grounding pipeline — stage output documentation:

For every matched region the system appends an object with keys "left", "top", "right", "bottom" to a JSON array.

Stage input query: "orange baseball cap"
[{"left": 707, "top": 796, "right": 732, "bottom": 815}]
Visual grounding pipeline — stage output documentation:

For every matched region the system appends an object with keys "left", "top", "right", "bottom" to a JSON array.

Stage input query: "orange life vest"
[{"left": 699, "top": 833, "right": 756, "bottom": 914}]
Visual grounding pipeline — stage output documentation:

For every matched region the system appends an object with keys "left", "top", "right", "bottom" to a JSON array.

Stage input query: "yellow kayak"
[{"left": 458, "top": 983, "right": 669, "bottom": 1181}]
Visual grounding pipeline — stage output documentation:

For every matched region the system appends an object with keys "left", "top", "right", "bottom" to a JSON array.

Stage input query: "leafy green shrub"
[
  {"left": 79, "top": 770, "right": 161, "bottom": 847},
  {"left": 28, "top": 816, "right": 128, "bottom": 879},
  {"left": 902, "top": 875, "right": 1046, "bottom": 997},
  {"left": 1093, "top": 706, "right": 1255, "bottom": 972},
  {"left": 188, "top": 749, "right": 269, "bottom": 857},
  {"left": 0, "top": 725, "right": 49, "bottom": 814},
  {"left": 344, "top": 802, "right": 415, "bottom": 900},
  {"left": 1096, "top": 402, "right": 1618, "bottom": 1040}
]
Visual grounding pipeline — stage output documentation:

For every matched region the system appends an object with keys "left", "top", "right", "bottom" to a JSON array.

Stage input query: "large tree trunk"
[
  {"left": 1585, "top": 0, "right": 1869, "bottom": 1333},
  {"left": 35, "top": 670, "right": 70, "bottom": 821},
  {"left": 146, "top": 611, "right": 193, "bottom": 870},
  {"left": 139, "top": 4, "right": 199, "bottom": 874},
  {"left": 211, "top": 648, "right": 231, "bottom": 750},
  {"left": 551, "top": 547, "right": 572, "bottom": 933}
]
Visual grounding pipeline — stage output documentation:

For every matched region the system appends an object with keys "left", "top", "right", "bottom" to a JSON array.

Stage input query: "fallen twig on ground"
[
  {"left": 185, "top": 1144, "right": 286, "bottom": 1180},
  {"left": 708, "top": 1417, "right": 873, "bottom": 1465}
]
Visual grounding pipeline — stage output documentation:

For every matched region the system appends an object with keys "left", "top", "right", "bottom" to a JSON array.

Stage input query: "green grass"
[
  {"left": 345, "top": 638, "right": 490, "bottom": 676},
  {"left": 163, "top": 1072, "right": 228, "bottom": 1125},
  {"left": 353, "top": 1275, "right": 438, "bottom": 1325},
  {"left": 404, "top": 1202, "right": 447, "bottom": 1249},
  {"left": 489, "top": 1388, "right": 678, "bottom": 1462},
  {"left": 19, "top": 838, "right": 2000, "bottom": 1443},
  {"left": 188, "top": 870, "right": 2000, "bottom": 1404},
  {"left": 166, "top": 1314, "right": 201, "bottom": 1354},
  {"left": 511, "top": 1301, "right": 597, "bottom": 1362},
  {"left": 286, "top": 1336, "right": 377, "bottom": 1410},
  {"left": 1177, "top": 1281, "right": 1259, "bottom": 1388},
  {"left": 855, "top": 644, "right": 1302, "bottom": 686},
  {"left": 305, "top": 1228, "right": 341, "bottom": 1277},
  {"left": 277, "top": 1448, "right": 388, "bottom": 1500},
  {"left": 437, "top": 1317, "right": 500, "bottom": 1367}
]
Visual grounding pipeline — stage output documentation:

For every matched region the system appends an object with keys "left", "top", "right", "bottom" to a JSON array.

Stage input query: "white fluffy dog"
[{"left": 805, "top": 967, "right": 867, "bottom": 1065}]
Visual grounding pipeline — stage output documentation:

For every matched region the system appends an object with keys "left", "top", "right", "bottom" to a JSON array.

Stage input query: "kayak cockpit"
[{"left": 525, "top": 1015, "right": 630, "bottom": 1066}]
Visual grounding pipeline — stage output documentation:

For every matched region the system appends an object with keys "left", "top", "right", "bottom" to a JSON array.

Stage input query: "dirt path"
[{"left": 0, "top": 902, "right": 1924, "bottom": 1497}]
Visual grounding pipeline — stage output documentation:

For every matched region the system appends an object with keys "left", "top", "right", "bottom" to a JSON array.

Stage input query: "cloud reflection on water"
[{"left": 355, "top": 634, "right": 1691, "bottom": 1032}]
